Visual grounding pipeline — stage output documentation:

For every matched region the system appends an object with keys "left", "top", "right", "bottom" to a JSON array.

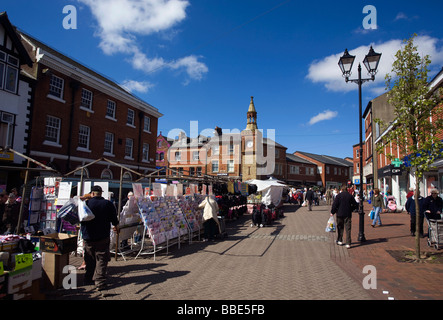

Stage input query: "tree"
[{"left": 376, "top": 34, "right": 443, "bottom": 260}]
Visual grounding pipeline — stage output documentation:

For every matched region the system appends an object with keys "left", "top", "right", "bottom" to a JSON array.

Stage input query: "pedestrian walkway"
[
  {"left": 343, "top": 202, "right": 443, "bottom": 300},
  {"left": 48, "top": 201, "right": 442, "bottom": 301}
]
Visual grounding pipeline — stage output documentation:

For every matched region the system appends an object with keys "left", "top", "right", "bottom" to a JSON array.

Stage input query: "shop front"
[{"left": 377, "top": 164, "right": 409, "bottom": 207}]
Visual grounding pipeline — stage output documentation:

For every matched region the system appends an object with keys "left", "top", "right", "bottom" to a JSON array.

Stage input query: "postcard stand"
[{"left": 134, "top": 195, "right": 204, "bottom": 260}]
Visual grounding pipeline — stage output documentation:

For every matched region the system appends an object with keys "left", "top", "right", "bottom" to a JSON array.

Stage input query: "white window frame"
[
  {"left": 0, "top": 52, "right": 19, "bottom": 93},
  {"left": 125, "top": 138, "right": 134, "bottom": 160},
  {"left": 0, "top": 111, "right": 14, "bottom": 147},
  {"left": 44, "top": 115, "right": 62, "bottom": 147},
  {"left": 212, "top": 160, "right": 219, "bottom": 173},
  {"left": 212, "top": 144, "right": 219, "bottom": 155},
  {"left": 229, "top": 143, "right": 234, "bottom": 155},
  {"left": 103, "top": 132, "right": 114, "bottom": 156},
  {"left": 4, "top": 64, "right": 18, "bottom": 93},
  {"left": 48, "top": 74, "right": 65, "bottom": 101},
  {"left": 127, "top": 109, "right": 135, "bottom": 127},
  {"left": 80, "top": 88, "right": 94, "bottom": 112},
  {"left": 77, "top": 124, "right": 91, "bottom": 151},
  {"left": 227, "top": 160, "right": 235, "bottom": 173},
  {"left": 142, "top": 143, "right": 149, "bottom": 162},
  {"left": 106, "top": 100, "right": 116, "bottom": 120},
  {"left": 143, "top": 115, "right": 151, "bottom": 133},
  {"left": 101, "top": 169, "right": 113, "bottom": 180},
  {"left": 123, "top": 171, "right": 132, "bottom": 181},
  {"left": 290, "top": 165, "right": 299, "bottom": 174}
]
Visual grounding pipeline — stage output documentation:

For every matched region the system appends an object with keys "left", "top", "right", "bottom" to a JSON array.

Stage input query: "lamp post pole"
[
  {"left": 357, "top": 63, "right": 365, "bottom": 242},
  {"left": 339, "top": 46, "right": 381, "bottom": 243}
]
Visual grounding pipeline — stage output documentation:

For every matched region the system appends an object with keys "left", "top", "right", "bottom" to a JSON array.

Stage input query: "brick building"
[
  {"left": 285, "top": 153, "right": 317, "bottom": 187},
  {"left": 367, "top": 68, "right": 443, "bottom": 206},
  {"left": 163, "top": 97, "right": 351, "bottom": 188},
  {"left": 294, "top": 151, "right": 352, "bottom": 189},
  {"left": 18, "top": 30, "right": 162, "bottom": 182}
]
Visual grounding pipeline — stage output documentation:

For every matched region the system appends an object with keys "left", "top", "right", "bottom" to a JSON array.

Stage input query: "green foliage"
[
  {"left": 377, "top": 34, "right": 443, "bottom": 179},
  {"left": 376, "top": 34, "right": 443, "bottom": 259}
]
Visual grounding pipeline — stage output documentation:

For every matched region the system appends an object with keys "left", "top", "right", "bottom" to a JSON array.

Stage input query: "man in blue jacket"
[{"left": 81, "top": 185, "right": 119, "bottom": 292}]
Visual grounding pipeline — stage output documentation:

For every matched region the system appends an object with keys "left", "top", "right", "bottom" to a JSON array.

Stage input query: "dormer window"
[{"left": 0, "top": 50, "right": 19, "bottom": 94}]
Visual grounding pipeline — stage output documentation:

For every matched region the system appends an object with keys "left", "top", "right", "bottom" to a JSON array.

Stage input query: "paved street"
[{"left": 47, "top": 201, "right": 443, "bottom": 301}]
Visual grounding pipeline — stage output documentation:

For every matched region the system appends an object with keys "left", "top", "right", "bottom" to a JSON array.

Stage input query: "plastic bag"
[
  {"left": 57, "top": 197, "right": 79, "bottom": 225},
  {"left": 369, "top": 209, "right": 375, "bottom": 220},
  {"left": 78, "top": 199, "right": 95, "bottom": 222},
  {"left": 325, "top": 216, "right": 336, "bottom": 232}
]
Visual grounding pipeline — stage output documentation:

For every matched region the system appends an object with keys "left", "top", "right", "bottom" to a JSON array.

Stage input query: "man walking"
[
  {"left": 330, "top": 186, "right": 357, "bottom": 249},
  {"left": 305, "top": 188, "right": 315, "bottom": 211},
  {"left": 81, "top": 185, "right": 119, "bottom": 292}
]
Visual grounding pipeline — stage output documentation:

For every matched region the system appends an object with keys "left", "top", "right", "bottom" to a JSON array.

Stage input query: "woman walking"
[{"left": 371, "top": 188, "right": 384, "bottom": 227}]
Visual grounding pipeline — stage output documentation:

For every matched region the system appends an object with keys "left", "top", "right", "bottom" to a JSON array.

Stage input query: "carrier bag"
[
  {"left": 79, "top": 199, "right": 95, "bottom": 222},
  {"left": 369, "top": 209, "right": 375, "bottom": 220},
  {"left": 57, "top": 197, "right": 80, "bottom": 225},
  {"left": 325, "top": 216, "right": 336, "bottom": 232}
]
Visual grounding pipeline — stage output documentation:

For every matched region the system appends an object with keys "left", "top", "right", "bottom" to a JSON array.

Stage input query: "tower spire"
[{"left": 246, "top": 96, "right": 258, "bottom": 131}]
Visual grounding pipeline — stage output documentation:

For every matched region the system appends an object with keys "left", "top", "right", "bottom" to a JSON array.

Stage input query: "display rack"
[{"left": 134, "top": 195, "right": 204, "bottom": 260}]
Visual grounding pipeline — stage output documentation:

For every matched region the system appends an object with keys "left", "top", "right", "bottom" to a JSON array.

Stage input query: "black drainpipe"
[{"left": 66, "top": 80, "right": 79, "bottom": 173}]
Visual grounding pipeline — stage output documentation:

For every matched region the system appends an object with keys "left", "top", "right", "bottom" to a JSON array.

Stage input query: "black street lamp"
[{"left": 338, "top": 46, "right": 381, "bottom": 242}]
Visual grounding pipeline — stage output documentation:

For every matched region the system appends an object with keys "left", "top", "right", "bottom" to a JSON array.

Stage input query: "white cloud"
[
  {"left": 395, "top": 12, "right": 408, "bottom": 21},
  {"left": 78, "top": 0, "right": 208, "bottom": 82},
  {"left": 169, "top": 55, "right": 209, "bottom": 81},
  {"left": 120, "top": 80, "right": 155, "bottom": 93},
  {"left": 306, "top": 35, "right": 443, "bottom": 94},
  {"left": 394, "top": 12, "right": 419, "bottom": 21},
  {"left": 309, "top": 110, "right": 338, "bottom": 125}
]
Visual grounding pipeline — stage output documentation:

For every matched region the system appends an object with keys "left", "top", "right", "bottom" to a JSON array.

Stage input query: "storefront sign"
[{"left": 378, "top": 164, "right": 403, "bottom": 177}]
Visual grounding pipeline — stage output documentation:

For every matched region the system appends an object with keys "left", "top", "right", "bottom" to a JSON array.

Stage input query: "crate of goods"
[{"left": 40, "top": 233, "right": 77, "bottom": 255}]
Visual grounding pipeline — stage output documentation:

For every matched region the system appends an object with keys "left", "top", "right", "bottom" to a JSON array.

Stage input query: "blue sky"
[{"left": 2, "top": 0, "right": 443, "bottom": 158}]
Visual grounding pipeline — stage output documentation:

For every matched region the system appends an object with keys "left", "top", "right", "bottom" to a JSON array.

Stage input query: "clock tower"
[{"left": 241, "top": 96, "right": 261, "bottom": 181}]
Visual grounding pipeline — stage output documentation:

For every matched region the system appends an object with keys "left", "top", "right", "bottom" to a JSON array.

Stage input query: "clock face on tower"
[{"left": 246, "top": 140, "right": 253, "bottom": 148}]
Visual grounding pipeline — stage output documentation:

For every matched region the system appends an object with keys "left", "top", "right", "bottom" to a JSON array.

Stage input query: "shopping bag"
[
  {"left": 57, "top": 197, "right": 79, "bottom": 225},
  {"left": 369, "top": 209, "right": 375, "bottom": 220},
  {"left": 301, "top": 200, "right": 307, "bottom": 207},
  {"left": 325, "top": 216, "right": 336, "bottom": 232},
  {"left": 78, "top": 199, "right": 95, "bottom": 222}
]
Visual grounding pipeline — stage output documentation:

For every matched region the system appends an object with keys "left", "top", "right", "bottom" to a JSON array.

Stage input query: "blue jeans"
[{"left": 372, "top": 206, "right": 382, "bottom": 226}]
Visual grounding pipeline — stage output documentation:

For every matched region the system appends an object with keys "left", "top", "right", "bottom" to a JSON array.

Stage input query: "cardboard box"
[
  {"left": 6, "top": 266, "right": 32, "bottom": 294},
  {"left": 42, "top": 252, "right": 69, "bottom": 290},
  {"left": 13, "top": 279, "right": 45, "bottom": 300},
  {"left": 40, "top": 233, "right": 77, "bottom": 255}
]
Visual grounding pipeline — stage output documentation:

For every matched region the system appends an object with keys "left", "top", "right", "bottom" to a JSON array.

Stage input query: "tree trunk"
[{"left": 415, "top": 177, "right": 421, "bottom": 260}]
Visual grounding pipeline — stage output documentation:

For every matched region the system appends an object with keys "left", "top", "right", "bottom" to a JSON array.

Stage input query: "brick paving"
[{"left": 45, "top": 201, "right": 443, "bottom": 301}]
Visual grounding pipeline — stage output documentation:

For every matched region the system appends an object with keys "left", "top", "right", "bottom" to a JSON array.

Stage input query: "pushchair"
[
  {"left": 386, "top": 196, "right": 397, "bottom": 212},
  {"left": 426, "top": 214, "right": 443, "bottom": 250}
]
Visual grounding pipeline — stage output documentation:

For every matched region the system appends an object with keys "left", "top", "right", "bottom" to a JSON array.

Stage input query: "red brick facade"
[{"left": 20, "top": 32, "right": 162, "bottom": 181}]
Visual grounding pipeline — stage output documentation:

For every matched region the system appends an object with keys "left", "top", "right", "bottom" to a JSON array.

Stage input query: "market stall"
[{"left": 246, "top": 177, "right": 287, "bottom": 206}]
